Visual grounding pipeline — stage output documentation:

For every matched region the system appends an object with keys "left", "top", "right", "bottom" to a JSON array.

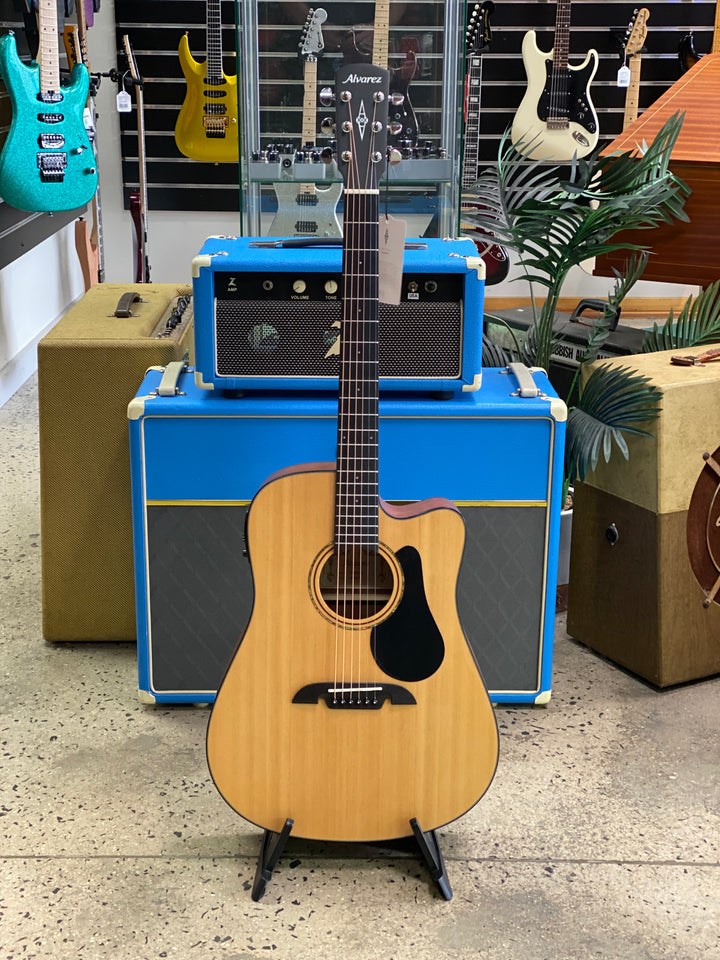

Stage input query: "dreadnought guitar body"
[
  {"left": 0, "top": 32, "right": 97, "bottom": 212},
  {"left": 206, "top": 465, "right": 499, "bottom": 842}
]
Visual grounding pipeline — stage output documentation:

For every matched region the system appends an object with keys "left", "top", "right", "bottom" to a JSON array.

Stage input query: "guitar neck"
[
  {"left": 552, "top": 0, "right": 571, "bottom": 72},
  {"left": 622, "top": 55, "right": 642, "bottom": 130},
  {"left": 373, "top": 0, "right": 390, "bottom": 68},
  {"left": 713, "top": 1, "right": 720, "bottom": 54},
  {"left": 37, "top": 0, "right": 61, "bottom": 96},
  {"left": 462, "top": 56, "right": 483, "bottom": 188},
  {"left": 206, "top": 0, "right": 224, "bottom": 82},
  {"left": 301, "top": 56, "right": 318, "bottom": 146},
  {"left": 336, "top": 188, "right": 380, "bottom": 549}
]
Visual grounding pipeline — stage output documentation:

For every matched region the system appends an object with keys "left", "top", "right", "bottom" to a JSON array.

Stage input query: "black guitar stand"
[{"left": 251, "top": 816, "right": 452, "bottom": 901}]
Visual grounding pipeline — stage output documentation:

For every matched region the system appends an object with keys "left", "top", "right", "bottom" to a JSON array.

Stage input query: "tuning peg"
[
  {"left": 388, "top": 121, "right": 403, "bottom": 136},
  {"left": 320, "top": 145, "right": 334, "bottom": 164},
  {"left": 389, "top": 92, "right": 405, "bottom": 107},
  {"left": 320, "top": 117, "right": 335, "bottom": 135},
  {"left": 387, "top": 148, "right": 402, "bottom": 166},
  {"left": 319, "top": 87, "right": 334, "bottom": 106}
]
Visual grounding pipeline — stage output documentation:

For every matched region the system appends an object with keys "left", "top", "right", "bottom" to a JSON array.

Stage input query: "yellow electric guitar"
[
  {"left": 174, "top": 0, "right": 238, "bottom": 162},
  {"left": 206, "top": 62, "right": 499, "bottom": 901}
]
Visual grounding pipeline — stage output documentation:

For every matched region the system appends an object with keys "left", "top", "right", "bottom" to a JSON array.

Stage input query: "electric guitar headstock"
[
  {"left": 466, "top": 1, "right": 495, "bottom": 56},
  {"left": 334, "top": 63, "right": 390, "bottom": 191},
  {"left": 299, "top": 7, "right": 327, "bottom": 61},
  {"left": 624, "top": 7, "right": 650, "bottom": 59}
]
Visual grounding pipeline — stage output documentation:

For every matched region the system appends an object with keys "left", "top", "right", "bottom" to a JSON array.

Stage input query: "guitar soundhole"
[{"left": 314, "top": 546, "right": 401, "bottom": 624}]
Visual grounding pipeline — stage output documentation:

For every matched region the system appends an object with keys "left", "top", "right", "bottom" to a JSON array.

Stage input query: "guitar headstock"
[
  {"left": 123, "top": 34, "right": 143, "bottom": 84},
  {"left": 335, "top": 63, "right": 390, "bottom": 189},
  {"left": 625, "top": 7, "right": 650, "bottom": 58},
  {"left": 466, "top": 1, "right": 495, "bottom": 55},
  {"left": 299, "top": 8, "right": 328, "bottom": 61}
]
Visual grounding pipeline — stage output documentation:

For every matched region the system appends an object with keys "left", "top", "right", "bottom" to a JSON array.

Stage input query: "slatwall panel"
[
  {"left": 0, "top": 0, "right": 78, "bottom": 270},
  {"left": 113, "top": 0, "right": 719, "bottom": 213}
]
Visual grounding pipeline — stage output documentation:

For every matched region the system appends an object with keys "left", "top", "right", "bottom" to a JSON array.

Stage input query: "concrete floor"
[{"left": 1, "top": 375, "right": 718, "bottom": 960}]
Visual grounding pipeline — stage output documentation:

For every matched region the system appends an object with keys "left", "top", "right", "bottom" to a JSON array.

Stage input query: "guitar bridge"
[
  {"left": 203, "top": 115, "right": 229, "bottom": 138},
  {"left": 292, "top": 682, "right": 416, "bottom": 709},
  {"left": 37, "top": 152, "right": 67, "bottom": 182}
]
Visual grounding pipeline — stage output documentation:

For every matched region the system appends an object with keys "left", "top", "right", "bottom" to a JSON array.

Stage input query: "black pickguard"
[
  {"left": 372, "top": 545, "right": 445, "bottom": 682},
  {"left": 537, "top": 61, "right": 596, "bottom": 133}
]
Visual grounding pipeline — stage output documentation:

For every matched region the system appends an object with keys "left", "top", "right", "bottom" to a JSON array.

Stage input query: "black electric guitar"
[
  {"left": 460, "top": 2, "right": 509, "bottom": 285},
  {"left": 123, "top": 36, "right": 150, "bottom": 283},
  {"left": 206, "top": 63, "right": 498, "bottom": 877},
  {"left": 511, "top": 0, "right": 599, "bottom": 160}
]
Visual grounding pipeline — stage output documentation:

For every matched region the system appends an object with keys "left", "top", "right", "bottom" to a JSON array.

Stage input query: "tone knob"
[
  {"left": 292, "top": 279, "right": 307, "bottom": 294},
  {"left": 324, "top": 279, "right": 338, "bottom": 294}
]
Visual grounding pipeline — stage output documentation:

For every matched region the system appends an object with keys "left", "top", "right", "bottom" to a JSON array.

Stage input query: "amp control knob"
[{"left": 292, "top": 279, "right": 307, "bottom": 294}]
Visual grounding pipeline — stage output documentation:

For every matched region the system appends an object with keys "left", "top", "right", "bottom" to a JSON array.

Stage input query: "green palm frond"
[
  {"left": 564, "top": 364, "right": 661, "bottom": 485},
  {"left": 642, "top": 278, "right": 720, "bottom": 352}
]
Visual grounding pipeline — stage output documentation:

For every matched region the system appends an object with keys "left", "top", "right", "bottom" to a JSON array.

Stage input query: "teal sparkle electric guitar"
[{"left": 0, "top": 0, "right": 98, "bottom": 212}]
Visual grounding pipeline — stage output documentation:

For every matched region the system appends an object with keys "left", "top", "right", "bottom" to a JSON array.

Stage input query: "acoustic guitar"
[
  {"left": 511, "top": 0, "right": 598, "bottom": 161},
  {"left": 0, "top": 0, "right": 98, "bottom": 212},
  {"left": 206, "top": 63, "right": 499, "bottom": 851},
  {"left": 174, "top": 0, "right": 239, "bottom": 162},
  {"left": 123, "top": 36, "right": 150, "bottom": 283}
]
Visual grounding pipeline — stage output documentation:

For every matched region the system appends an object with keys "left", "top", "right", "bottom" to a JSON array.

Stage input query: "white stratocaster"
[
  {"left": 268, "top": 8, "right": 341, "bottom": 238},
  {"left": 511, "top": 0, "right": 598, "bottom": 160}
]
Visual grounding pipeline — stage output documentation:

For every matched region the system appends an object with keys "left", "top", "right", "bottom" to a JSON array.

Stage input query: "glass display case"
[{"left": 234, "top": 0, "right": 465, "bottom": 237}]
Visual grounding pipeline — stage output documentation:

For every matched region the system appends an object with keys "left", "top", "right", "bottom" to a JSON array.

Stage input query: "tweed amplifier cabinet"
[
  {"left": 38, "top": 284, "right": 194, "bottom": 642},
  {"left": 128, "top": 364, "right": 566, "bottom": 704},
  {"left": 568, "top": 345, "right": 720, "bottom": 686},
  {"left": 191, "top": 235, "right": 485, "bottom": 393}
]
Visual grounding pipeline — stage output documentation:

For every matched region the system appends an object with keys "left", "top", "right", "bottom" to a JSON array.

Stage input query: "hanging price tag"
[
  {"left": 116, "top": 90, "right": 132, "bottom": 113},
  {"left": 617, "top": 65, "right": 631, "bottom": 88},
  {"left": 379, "top": 215, "right": 406, "bottom": 305}
]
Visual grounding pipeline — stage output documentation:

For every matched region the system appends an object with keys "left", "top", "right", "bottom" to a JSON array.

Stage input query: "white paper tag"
[
  {"left": 378, "top": 215, "right": 406, "bottom": 305},
  {"left": 617, "top": 65, "right": 631, "bottom": 88},
  {"left": 116, "top": 90, "right": 132, "bottom": 113}
]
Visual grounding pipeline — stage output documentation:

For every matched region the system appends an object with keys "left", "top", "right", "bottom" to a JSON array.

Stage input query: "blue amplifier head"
[{"left": 191, "top": 236, "right": 485, "bottom": 393}]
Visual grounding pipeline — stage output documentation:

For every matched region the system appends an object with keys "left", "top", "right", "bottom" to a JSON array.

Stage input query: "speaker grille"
[{"left": 214, "top": 299, "right": 463, "bottom": 380}]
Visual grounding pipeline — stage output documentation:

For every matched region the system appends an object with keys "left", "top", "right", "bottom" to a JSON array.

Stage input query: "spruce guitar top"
[
  {"left": 0, "top": 0, "right": 98, "bottom": 212},
  {"left": 511, "top": 0, "right": 599, "bottom": 161},
  {"left": 206, "top": 63, "right": 499, "bottom": 869},
  {"left": 174, "top": 0, "right": 239, "bottom": 162}
]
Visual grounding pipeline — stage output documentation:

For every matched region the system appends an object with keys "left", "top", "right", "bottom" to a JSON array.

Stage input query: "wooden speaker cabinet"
[{"left": 568, "top": 346, "right": 720, "bottom": 686}]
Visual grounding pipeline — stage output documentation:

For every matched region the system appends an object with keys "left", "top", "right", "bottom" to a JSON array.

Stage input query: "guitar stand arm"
[{"left": 250, "top": 816, "right": 452, "bottom": 901}]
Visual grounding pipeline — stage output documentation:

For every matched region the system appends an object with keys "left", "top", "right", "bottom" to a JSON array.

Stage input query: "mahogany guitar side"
[{"left": 206, "top": 465, "right": 499, "bottom": 843}]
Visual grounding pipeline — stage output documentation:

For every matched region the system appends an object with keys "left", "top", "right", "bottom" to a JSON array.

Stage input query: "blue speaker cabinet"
[
  {"left": 128, "top": 364, "right": 566, "bottom": 704},
  {"left": 191, "top": 236, "right": 485, "bottom": 393}
]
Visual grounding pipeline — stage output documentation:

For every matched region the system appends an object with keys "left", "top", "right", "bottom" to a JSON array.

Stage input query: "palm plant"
[{"left": 466, "top": 113, "right": 693, "bottom": 497}]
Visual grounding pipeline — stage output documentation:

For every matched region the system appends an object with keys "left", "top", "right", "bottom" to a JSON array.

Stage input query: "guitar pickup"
[
  {"left": 203, "top": 104, "right": 228, "bottom": 116},
  {"left": 38, "top": 133, "right": 65, "bottom": 149},
  {"left": 37, "top": 91, "right": 64, "bottom": 104},
  {"left": 37, "top": 113, "right": 64, "bottom": 124},
  {"left": 37, "top": 152, "right": 67, "bottom": 183},
  {"left": 203, "top": 89, "right": 227, "bottom": 98}
]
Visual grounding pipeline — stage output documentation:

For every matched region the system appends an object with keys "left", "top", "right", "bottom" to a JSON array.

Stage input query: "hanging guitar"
[
  {"left": 63, "top": 2, "right": 105, "bottom": 287},
  {"left": 459, "top": 2, "right": 509, "bottom": 286},
  {"left": 340, "top": 0, "right": 418, "bottom": 148},
  {"left": 206, "top": 62, "right": 499, "bottom": 901},
  {"left": 0, "top": 0, "right": 98, "bottom": 212},
  {"left": 174, "top": 0, "right": 239, "bottom": 162},
  {"left": 123, "top": 35, "right": 150, "bottom": 283},
  {"left": 620, "top": 8, "right": 650, "bottom": 131},
  {"left": 267, "top": 8, "right": 341, "bottom": 238},
  {"left": 678, "top": 2, "right": 720, "bottom": 73},
  {"left": 511, "top": 0, "right": 599, "bottom": 161}
]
